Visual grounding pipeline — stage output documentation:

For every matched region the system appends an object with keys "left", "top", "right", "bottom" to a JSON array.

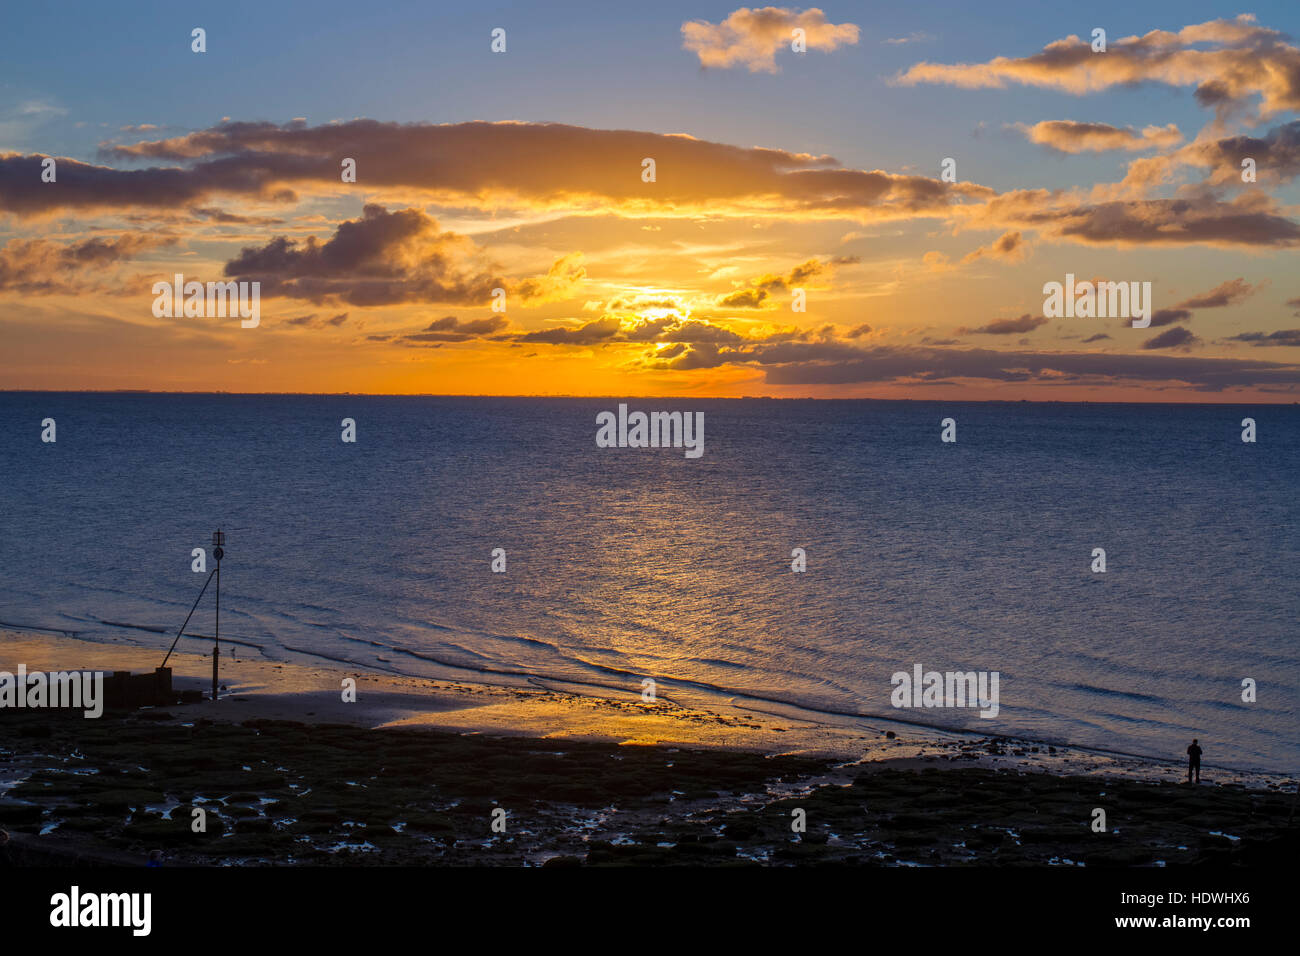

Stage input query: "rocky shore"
[{"left": 2, "top": 708, "right": 1294, "bottom": 867}]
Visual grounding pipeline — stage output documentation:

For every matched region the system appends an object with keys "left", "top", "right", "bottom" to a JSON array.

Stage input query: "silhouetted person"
[
  {"left": 0, "top": 828, "right": 13, "bottom": 867},
  {"left": 1187, "top": 739, "right": 1202, "bottom": 783}
]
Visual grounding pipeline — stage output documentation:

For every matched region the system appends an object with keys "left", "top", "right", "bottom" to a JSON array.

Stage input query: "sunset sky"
[{"left": 2, "top": 1, "right": 1299, "bottom": 400}]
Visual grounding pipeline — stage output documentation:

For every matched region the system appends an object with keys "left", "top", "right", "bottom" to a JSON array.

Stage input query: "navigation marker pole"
[{"left": 212, "top": 529, "right": 224, "bottom": 702}]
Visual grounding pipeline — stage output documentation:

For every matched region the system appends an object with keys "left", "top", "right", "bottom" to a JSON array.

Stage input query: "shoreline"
[
  {"left": 0, "top": 628, "right": 1291, "bottom": 788},
  {"left": 2, "top": 629, "right": 1297, "bottom": 867}
]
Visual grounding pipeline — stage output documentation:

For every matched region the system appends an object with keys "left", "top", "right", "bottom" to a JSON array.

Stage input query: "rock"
[{"left": 0, "top": 800, "right": 43, "bottom": 824}]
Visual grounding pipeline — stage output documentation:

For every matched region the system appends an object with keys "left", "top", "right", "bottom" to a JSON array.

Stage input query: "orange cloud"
[
  {"left": 715, "top": 258, "right": 839, "bottom": 308},
  {"left": 970, "top": 189, "right": 1300, "bottom": 249},
  {"left": 1180, "top": 120, "right": 1300, "bottom": 186},
  {"left": 1091, "top": 120, "right": 1300, "bottom": 201},
  {"left": 0, "top": 233, "right": 174, "bottom": 294},
  {"left": 512, "top": 252, "right": 588, "bottom": 304},
  {"left": 1177, "top": 277, "right": 1260, "bottom": 310},
  {"left": 961, "top": 230, "right": 1030, "bottom": 263},
  {"left": 897, "top": 15, "right": 1300, "bottom": 120},
  {"left": 681, "top": 6, "right": 859, "bottom": 73},
  {"left": 1020, "top": 120, "right": 1182, "bottom": 153}
]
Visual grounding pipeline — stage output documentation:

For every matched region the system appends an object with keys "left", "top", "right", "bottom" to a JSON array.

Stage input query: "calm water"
[{"left": 1, "top": 394, "right": 1296, "bottom": 772}]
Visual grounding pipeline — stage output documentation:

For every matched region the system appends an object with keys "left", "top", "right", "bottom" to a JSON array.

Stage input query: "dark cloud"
[
  {"left": 220, "top": 204, "right": 582, "bottom": 308},
  {"left": 400, "top": 315, "right": 509, "bottom": 343},
  {"left": 506, "top": 314, "right": 812, "bottom": 348},
  {"left": 717, "top": 288, "right": 768, "bottom": 308},
  {"left": 413, "top": 312, "right": 820, "bottom": 349},
  {"left": 1139, "top": 279, "right": 1260, "bottom": 328},
  {"left": 631, "top": 318, "right": 750, "bottom": 344},
  {"left": 0, "top": 120, "right": 988, "bottom": 222},
  {"left": 1148, "top": 308, "right": 1192, "bottom": 328},
  {"left": 6, "top": 117, "right": 1294, "bottom": 253},
  {"left": 1177, "top": 278, "right": 1259, "bottom": 309},
  {"left": 0, "top": 152, "right": 298, "bottom": 217},
  {"left": 1194, "top": 80, "right": 1233, "bottom": 109},
  {"left": 642, "top": 338, "right": 1296, "bottom": 391},
  {"left": 1142, "top": 326, "right": 1200, "bottom": 350},
  {"left": 190, "top": 207, "right": 286, "bottom": 225},
  {"left": 285, "top": 311, "right": 349, "bottom": 328},
  {"left": 606, "top": 296, "right": 680, "bottom": 311},
  {"left": 758, "top": 342, "right": 1295, "bottom": 391},
  {"left": 1188, "top": 120, "right": 1300, "bottom": 186},
  {"left": 1226, "top": 329, "right": 1300, "bottom": 347},
  {"left": 423, "top": 315, "right": 503, "bottom": 335},
  {"left": 982, "top": 191, "right": 1300, "bottom": 248},
  {"left": 959, "top": 313, "right": 1048, "bottom": 335},
  {"left": 223, "top": 204, "right": 502, "bottom": 306},
  {"left": 512, "top": 317, "right": 622, "bottom": 345}
]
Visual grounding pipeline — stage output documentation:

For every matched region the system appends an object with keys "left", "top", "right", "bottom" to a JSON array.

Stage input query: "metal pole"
[
  {"left": 160, "top": 567, "right": 217, "bottom": 669},
  {"left": 212, "top": 558, "right": 220, "bottom": 701}
]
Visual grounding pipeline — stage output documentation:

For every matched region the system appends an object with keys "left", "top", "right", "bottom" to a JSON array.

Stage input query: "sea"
[{"left": 1, "top": 393, "right": 1296, "bottom": 773}]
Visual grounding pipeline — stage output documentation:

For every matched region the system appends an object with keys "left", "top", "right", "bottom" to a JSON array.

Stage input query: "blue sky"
[
  {"left": 2, "top": 2, "right": 1298, "bottom": 398},
  {"left": 5, "top": 0, "right": 1293, "bottom": 184}
]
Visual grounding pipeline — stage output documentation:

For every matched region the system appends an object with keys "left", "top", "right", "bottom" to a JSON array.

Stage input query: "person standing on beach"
[{"left": 1187, "top": 739, "right": 1202, "bottom": 784}]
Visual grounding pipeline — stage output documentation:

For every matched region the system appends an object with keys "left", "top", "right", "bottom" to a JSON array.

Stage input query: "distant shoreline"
[{"left": 2, "top": 391, "right": 1297, "bottom": 406}]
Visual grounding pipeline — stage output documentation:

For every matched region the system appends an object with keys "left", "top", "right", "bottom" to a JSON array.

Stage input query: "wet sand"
[{"left": 1, "top": 630, "right": 1296, "bottom": 866}]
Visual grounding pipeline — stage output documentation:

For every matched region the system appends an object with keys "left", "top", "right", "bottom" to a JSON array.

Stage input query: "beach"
[{"left": 2, "top": 629, "right": 1294, "bottom": 867}]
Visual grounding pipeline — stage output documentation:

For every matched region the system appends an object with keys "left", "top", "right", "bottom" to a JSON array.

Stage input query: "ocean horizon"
[{"left": 2, "top": 392, "right": 1296, "bottom": 773}]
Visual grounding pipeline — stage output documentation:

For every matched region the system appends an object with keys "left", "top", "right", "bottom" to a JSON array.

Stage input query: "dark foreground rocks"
[{"left": 1, "top": 710, "right": 1294, "bottom": 866}]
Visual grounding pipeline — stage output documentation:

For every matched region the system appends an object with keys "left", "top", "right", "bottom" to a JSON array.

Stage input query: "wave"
[{"left": 2, "top": 612, "right": 1291, "bottom": 777}]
